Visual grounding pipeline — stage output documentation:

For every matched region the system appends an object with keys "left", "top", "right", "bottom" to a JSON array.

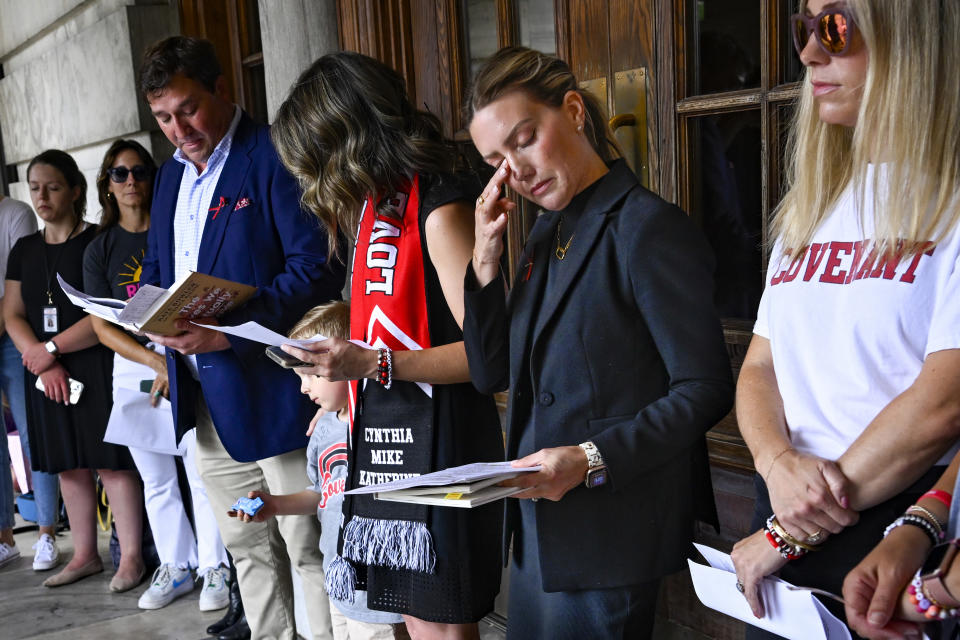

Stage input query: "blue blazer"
[{"left": 141, "top": 112, "right": 346, "bottom": 462}]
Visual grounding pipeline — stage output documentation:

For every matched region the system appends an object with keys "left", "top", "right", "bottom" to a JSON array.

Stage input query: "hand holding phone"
[
  {"left": 35, "top": 374, "right": 84, "bottom": 405},
  {"left": 265, "top": 345, "right": 311, "bottom": 368}
]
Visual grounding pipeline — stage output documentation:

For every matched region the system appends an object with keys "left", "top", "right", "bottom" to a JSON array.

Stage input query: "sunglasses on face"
[
  {"left": 791, "top": 7, "right": 857, "bottom": 57},
  {"left": 106, "top": 165, "right": 151, "bottom": 183}
]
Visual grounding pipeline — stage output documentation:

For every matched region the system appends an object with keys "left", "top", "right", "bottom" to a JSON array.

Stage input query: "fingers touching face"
[{"left": 469, "top": 90, "right": 591, "bottom": 211}]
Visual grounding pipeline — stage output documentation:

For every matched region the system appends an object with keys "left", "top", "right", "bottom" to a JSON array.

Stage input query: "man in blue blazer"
[{"left": 139, "top": 37, "right": 343, "bottom": 639}]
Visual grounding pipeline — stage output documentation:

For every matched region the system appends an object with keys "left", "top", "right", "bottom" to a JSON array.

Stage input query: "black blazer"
[{"left": 463, "top": 160, "right": 733, "bottom": 591}]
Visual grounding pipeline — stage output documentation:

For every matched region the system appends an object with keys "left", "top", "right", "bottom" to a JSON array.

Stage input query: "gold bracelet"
[
  {"left": 906, "top": 505, "right": 944, "bottom": 536},
  {"left": 763, "top": 446, "right": 794, "bottom": 482},
  {"left": 769, "top": 515, "right": 820, "bottom": 551}
]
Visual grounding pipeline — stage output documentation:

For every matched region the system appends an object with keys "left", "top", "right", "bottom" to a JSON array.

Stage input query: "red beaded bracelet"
[
  {"left": 922, "top": 490, "right": 952, "bottom": 509},
  {"left": 764, "top": 528, "right": 804, "bottom": 561},
  {"left": 376, "top": 347, "right": 393, "bottom": 389}
]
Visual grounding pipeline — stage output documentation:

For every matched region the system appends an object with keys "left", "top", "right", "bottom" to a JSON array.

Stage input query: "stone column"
[{"left": 258, "top": 0, "right": 338, "bottom": 123}]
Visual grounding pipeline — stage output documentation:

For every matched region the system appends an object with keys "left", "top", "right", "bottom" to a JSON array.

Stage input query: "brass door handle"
[{"left": 608, "top": 113, "right": 636, "bottom": 131}]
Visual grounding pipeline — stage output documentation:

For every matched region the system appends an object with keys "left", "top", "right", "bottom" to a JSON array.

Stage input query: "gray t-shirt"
[
  {"left": 307, "top": 411, "right": 404, "bottom": 624},
  {"left": 0, "top": 196, "right": 38, "bottom": 298}
]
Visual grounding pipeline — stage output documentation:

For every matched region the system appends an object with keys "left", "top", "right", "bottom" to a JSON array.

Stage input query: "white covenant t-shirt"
[{"left": 754, "top": 173, "right": 960, "bottom": 462}]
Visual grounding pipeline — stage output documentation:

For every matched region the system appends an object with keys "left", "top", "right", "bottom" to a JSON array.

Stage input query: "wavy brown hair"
[
  {"left": 271, "top": 52, "right": 458, "bottom": 257},
  {"left": 465, "top": 46, "right": 620, "bottom": 163},
  {"left": 95, "top": 139, "right": 156, "bottom": 231}
]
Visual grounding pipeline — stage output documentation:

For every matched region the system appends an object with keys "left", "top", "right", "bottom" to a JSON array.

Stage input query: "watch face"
[{"left": 587, "top": 468, "right": 608, "bottom": 488}]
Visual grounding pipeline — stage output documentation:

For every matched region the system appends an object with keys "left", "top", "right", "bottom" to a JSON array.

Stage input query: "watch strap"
[
  {"left": 922, "top": 540, "right": 960, "bottom": 608},
  {"left": 579, "top": 441, "right": 607, "bottom": 488},
  {"left": 579, "top": 441, "right": 604, "bottom": 469}
]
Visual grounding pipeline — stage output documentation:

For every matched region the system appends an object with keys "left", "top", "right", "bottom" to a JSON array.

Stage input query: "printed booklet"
[
  {"left": 58, "top": 272, "right": 256, "bottom": 336},
  {"left": 344, "top": 461, "right": 541, "bottom": 509}
]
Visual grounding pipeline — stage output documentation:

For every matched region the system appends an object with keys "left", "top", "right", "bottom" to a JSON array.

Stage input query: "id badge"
[{"left": 42, "top": 306, "right": 59, "bottom": 334}]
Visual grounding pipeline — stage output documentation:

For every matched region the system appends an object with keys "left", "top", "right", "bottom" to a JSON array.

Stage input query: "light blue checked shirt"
[{"left": 171, "top": 105, "right": 242, "bottom": 377}]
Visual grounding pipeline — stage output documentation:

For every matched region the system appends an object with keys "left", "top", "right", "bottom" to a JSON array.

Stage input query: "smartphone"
[
  {"left": 35, "top": 376, "right": 84, "bottom": 404},
  {"left": 265, "top": 345, "right": 311, "bottom": 369},
  {"left": 139, "top": 379, "right": 154, "bottom": 393}
]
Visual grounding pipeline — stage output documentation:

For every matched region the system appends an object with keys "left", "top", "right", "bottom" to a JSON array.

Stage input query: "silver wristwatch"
[
  {"left": 44, "top": 340, "right": 60, "bottom": 357},
  {"left": 578, "top": 441, "right": 608, "bottom": 488}
]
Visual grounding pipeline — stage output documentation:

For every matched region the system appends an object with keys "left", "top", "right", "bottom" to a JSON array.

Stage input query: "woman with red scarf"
[{"left": 271, "top": 52, "right": 503, "bottom": 640}]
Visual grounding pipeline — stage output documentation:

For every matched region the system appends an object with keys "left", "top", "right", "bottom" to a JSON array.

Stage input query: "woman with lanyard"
[
  {"left": 729, "top": 1, "right": 960, "bottom": 636},
  {"left": 4, "top": 149, "right": 143, "bottom": 590},
  {"left": 272, "top": 52, "right": 504, "bottom": 639},
  {"left": 463, "top": 47, "right": 732, "bottom": 638},
  {"left": 82, "top": 139, "right": 230, "bottom": 610}
]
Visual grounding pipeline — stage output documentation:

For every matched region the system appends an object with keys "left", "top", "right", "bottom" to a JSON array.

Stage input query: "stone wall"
[
  {"left": 0, "top": 0, "right": 178, "bottom": 218},
  {"left": 258, "top": 0, "right": 338, "bottom": 122}
]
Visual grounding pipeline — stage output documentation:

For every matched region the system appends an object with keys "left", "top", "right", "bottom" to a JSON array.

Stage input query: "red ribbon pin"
[{"left": 209, "top": 196, "right": 228, "bottom": 220}]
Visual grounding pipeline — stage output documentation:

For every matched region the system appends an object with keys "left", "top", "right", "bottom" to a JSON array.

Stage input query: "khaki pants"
[{"left": 194, "top": 398, "right": 332, "bottom": 640}]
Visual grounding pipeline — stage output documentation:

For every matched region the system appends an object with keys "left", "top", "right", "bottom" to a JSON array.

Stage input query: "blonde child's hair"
[{"left": 289, "top": 300, "right": 350, "bottom": 341}]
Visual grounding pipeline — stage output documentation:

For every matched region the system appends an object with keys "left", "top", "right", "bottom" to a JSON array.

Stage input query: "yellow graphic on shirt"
[{"left": 118, "top": 250, "right": 144, "bottom": 299}]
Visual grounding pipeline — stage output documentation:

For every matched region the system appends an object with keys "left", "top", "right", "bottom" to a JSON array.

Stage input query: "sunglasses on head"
[
  {"left": 791, "top": 7, "right": 857, "bottom": 57},
  {"left": 106, "top": 165, "right": 151, "bottom": 183}
]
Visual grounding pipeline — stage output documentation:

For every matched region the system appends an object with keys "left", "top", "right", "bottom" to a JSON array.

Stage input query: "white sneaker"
[
  {"left": 32, "top": 533, "right": 60, "bottom": 571},
  {"left": 197, "top": 565, "right": 230, "bottom": 611},
  {"left": 137, "top": 564, "right": 194, "bottom": 609},
  {"left": 0, "top": 542, "right": 20, "bottom": 569}
]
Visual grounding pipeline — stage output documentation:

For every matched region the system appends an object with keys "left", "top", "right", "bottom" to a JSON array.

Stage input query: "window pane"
[
  {"left": 688, "top": 110, "right": 764, "bottom": 320},
  {"left": 463, "top": 0, "right": 498, "bottom": 79},
  {"left": 518, "top": 0, "right": 555, "bottom": 55},
  {"left": 688, "top": 0, "right": 761, "bottom": 95}
]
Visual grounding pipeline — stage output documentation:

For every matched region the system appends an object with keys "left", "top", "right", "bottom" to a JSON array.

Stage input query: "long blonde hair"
[{"left": 774, "top": 0, "right": 960, "bottom": 255}]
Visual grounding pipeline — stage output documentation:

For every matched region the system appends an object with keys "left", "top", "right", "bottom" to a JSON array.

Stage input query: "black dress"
[
  {"left": 348, "top": 173, "right": 504, "bottom": 623},
  {"left": 6, "top": 226, "right": 132, "bottom": 473}
]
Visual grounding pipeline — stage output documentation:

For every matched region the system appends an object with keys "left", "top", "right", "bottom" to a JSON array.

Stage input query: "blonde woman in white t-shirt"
[{"left": 729, "top": 2, "right": 960, "bottom": 638}]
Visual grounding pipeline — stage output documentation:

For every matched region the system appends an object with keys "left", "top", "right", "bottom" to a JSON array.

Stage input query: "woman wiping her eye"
[{"left": 463, "top": 46, "right": 733, "bottom": 639}]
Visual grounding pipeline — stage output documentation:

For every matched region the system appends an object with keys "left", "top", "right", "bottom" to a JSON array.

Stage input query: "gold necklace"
[{"left": 555, "top": 216, "right": 574, "bottom": 260}]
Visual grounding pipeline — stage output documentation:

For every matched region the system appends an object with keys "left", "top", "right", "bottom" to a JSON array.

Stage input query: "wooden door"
[{"left": 334, "top": 0, "right": 803, "bottom": 634}]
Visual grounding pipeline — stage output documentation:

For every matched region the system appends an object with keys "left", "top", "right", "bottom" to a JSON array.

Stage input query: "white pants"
[{"left": 113, "top": 351, "right": 227, "bottom": 570}]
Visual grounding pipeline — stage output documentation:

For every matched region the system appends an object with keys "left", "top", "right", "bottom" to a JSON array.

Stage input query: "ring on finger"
[
  {"left": 736, "top": 581, "right": 745, "bottom": 594},
  {"left": 531, "top": 497, "right": 539, "bottom": 502},
  {"left": 805, "top": 528, "right": 825, "bottom": 545},
  {"left": 477, "top": 194, "right": 485, "bottom": 206}
]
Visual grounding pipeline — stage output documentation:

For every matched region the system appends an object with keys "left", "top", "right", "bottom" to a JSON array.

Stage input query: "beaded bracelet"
[
  {"left": 909, "top": 572, "right": 960, "bottom": 620},
  {"left": 884, "top": 513, "right": 943, "bottom": 547},
  {"left": 764, "top": 515, "right": 808, "bottom": 560},
  {"left": 376, "top": 348, "right": 393, "bottom": 389},
  {"left": 768, "top": 515, "right": 820, "bottom": 552},
  {"left": 907, "top": 505, "right": 945, "bottom": 536}
]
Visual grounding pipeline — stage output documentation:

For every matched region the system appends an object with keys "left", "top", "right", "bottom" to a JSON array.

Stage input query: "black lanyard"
[{"left": 42, "top": 218, "right": 82, "bottom": 304}]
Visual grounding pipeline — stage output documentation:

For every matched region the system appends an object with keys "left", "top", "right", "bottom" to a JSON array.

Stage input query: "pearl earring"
[{"left": 577, "top": 124, "right": 583, "bottom": 133}]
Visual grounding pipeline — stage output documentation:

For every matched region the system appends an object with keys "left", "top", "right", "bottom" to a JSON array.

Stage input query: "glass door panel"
[
  {"left": 688, "top": 0, "right": 762, "bottom": 95},
  {"left": 686, "top": 109, "right": 764, "bottom": 320}
]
